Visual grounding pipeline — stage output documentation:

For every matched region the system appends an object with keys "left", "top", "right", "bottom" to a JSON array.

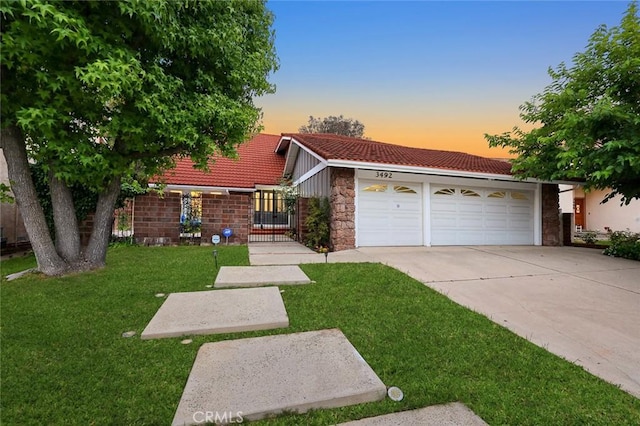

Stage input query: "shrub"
[
  {"left": 603, "top": 230, "right": 640, "bottom": 261},
  {"left": 581, "top": 231, "right": 598, "bottom": 245},
  {"left": 305, "top": 197, "right": 330, "bottom": 250}
]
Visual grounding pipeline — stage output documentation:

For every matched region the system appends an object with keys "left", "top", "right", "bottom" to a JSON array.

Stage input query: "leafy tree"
[
  {"left": 1, "top": 0, "right": 278, "bottom": 275},
  {"left": 485, "top": 2, "right": 640, "bottom": 205},
  {"left": 299, "top": 115, "right": 366, "bottom": 138}
]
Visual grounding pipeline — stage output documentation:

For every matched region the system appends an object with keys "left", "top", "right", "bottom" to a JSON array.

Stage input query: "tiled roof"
[
  {"left": 157, "top": 134, "right": 284, "bottom": 188},
  {"left": 282, "top": 133, "right": 513, "bottom": 176}
]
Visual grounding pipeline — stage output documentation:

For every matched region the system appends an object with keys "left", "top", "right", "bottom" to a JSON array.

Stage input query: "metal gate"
[{"left": 251, "top": 190, "right": 295, "bottom": 242}]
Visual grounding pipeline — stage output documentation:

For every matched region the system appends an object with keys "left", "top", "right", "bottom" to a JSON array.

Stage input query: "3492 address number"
[{"left": 375, "top": 171, "right": 393, "bottom": 178}]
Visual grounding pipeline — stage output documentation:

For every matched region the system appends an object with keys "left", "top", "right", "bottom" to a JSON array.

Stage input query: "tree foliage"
[
  {"left": 1, "top": 0, "right": 278, "bottom": 275},
  {"left": 486, "top": 2, "right": 640, "bottom": 205},
  {"left": 299, "top": 115, "right": 366, "bottom": 138}
]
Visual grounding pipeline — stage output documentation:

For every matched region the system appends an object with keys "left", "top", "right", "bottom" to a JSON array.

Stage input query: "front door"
[{"left": 574, "top": 198, "right": 585, "bottom": 230}]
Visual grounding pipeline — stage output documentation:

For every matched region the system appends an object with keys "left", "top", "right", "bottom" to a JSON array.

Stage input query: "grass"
[{"left": 1, "top": 246, "right": 639, "bottom": 425}]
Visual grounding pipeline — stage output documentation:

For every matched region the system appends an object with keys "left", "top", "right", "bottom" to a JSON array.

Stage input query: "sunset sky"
[{"left": 256, "top": 1, "right": 630, "bottom": 157}]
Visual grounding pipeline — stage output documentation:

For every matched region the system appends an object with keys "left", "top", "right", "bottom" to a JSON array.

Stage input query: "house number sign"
[{"left": 375, "top": 171, "right": 393, "bottom": 179}]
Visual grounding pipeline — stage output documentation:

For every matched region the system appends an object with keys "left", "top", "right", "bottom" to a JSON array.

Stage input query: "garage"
[
  {"left": 430, "top": 185, "right": 534, "bottom": 245},
  {"left": 357, "top": 179, "right": 422, "bottom": 246},
  {"left": 284, "top": 133, "right": 556, "bottom": 251}
]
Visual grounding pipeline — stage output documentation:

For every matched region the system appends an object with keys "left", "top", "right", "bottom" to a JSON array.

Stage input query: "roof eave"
[
  {"left": 325, "top": 159, "right": 555, "bottom": 183},
  {"left": 148, "top": 183, "right": 256, "bottom": 193},
  {"left": 275, "top": 136, "right": 292, "bottom": 154}
]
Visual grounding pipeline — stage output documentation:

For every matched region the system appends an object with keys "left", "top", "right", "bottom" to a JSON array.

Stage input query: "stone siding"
[
  {"left": 329, "top": 168, "right": 356, "bottom": 251},
  {"left": 542, "top": 183, "right": 561, "bottom": 246}
]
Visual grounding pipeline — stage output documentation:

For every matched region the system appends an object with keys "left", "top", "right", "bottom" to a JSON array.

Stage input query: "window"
[
  {"left": 461, "top": 189, "right": 480, "bottom": 197},
  {"left": 511, "top": 191, "right": 529, "bottom": 200},
  {"left": 488, "top": 191, "right": 506, "bottom": 198},
  {"left": 363, "top": 184, "right": 388, "bottom": 192},
  {"left": 394, "top": 185, "right": 416, "bottom": 194},
  {"left": 434, "top": 188, "right": 455, "bottom": 195}
]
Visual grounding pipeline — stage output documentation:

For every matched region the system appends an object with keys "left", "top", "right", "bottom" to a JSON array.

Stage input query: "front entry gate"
[{"left": 251, "top": 190, "right": 294, "bottom": 242}]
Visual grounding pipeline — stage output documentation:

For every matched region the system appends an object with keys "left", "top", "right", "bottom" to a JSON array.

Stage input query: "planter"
[{"left": 570, "top": 242, "right": 607, "bottom": 250}]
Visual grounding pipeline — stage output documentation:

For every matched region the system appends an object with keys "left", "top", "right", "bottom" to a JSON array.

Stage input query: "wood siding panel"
[{"left": 292, "top": 149, "right": 329, "bottom": 198}]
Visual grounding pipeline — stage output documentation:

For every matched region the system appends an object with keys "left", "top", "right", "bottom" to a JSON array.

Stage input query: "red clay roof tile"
[
  {"left": 157, "top": 134, "right": 284, "bottom": 188},
  {"left": 282, "top": 133, "right": 513, "bottom": 176}
]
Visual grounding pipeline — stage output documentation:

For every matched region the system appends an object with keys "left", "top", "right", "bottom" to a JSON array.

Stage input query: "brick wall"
[
  {"left": 200, "top": 192, "right": 251, "bottom": 245},
  {"left": 329, "top": 168, "right": 356, "bottom": 251},
  {"left": 133, "top": 192, "right": 181, "bottom": 244},
  {"left": 542, "top": 183, "right": 561, "bottom": 246}
]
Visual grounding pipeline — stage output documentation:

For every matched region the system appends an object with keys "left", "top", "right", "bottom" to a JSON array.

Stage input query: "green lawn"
[{"left": 1, "top": 246, "right": 638, "bottom": 425}]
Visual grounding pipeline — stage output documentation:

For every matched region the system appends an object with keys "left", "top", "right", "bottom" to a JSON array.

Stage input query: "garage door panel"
[
  {"left": 510, "top": 218, "right": 532, "bottom": 229},
  {"left": 432, "top": 216, "right": 457, "bottom": 227},
  {"left": 509, "top": 205, "right": 531, "bottom": 215},
  {"left": 485, "top": 204, "right": 508, "bottom": 214},
  {"left": 359, "top": 198, "right": 389, "bottom": 209},
  {"left": 358, "top": 180, "right": 422, "bottom": 247},
  {"left": 431, "top": 205, "right": 457, "bottom": 214},
  {"left": 459, "top": 202, "right": 483, "bottom": 213},
  {"left": 504, "top": 231, "right": 533, "bottom": 244},
  {"left": 485, "top": 217, "right": 508, "bottom": 228},
  {"left": 431, "top": 230, "right": 456, "bottom": 245},
  {"left": 458, "top": 216, "right": 484, "bottom": 227},
  {"left": 431, "top": 185, "right": 534, "bottom": 245},
  {"left": 462, "top": 231, "right": 486, "bottom": 245}
]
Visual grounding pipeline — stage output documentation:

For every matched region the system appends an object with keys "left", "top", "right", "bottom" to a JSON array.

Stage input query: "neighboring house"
[
  {"left": 559, "top": 184, "right": 640, "bottom": 233},
  {"left": 279, "top": 133, "right": 561, "bottom": 250},
  {"left": 0, "top": 148, "right": 30, "bottom": 252}
]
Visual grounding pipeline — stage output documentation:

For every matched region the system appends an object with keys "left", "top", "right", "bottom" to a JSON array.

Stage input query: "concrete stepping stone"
[
  {"left": 337, "top": 402, "right": 488, "bottom": 425},
  {"left": 172, "top": 328, "right": 386, "bottom": 425},
  {"left": 141, "top": 287, "right": 288, "bottom": 340},
  {"left": 214, "top": 265, "right": 311, "bottom": 288}
]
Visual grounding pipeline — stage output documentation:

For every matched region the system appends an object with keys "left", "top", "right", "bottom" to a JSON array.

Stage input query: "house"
[
  {"left": 126, "top": 132, "right": 563, "bottom": 249},
  {"left": 278, "top": 133, "right": 561, "bottom": 250},
  {"left": 559, "top": 185, "right": 640, "bottom": 233},
  {"left": 127, "top": 133, "right": 289, "bottom": 245}
]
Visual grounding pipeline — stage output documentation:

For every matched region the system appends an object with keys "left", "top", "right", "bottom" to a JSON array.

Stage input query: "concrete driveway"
[{"left": 357, "top": 246, "right": 640, "bottom": 399}]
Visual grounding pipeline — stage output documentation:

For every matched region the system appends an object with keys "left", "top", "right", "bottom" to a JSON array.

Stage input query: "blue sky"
[{"left": 256, "top": 1, "right": 631, "bottom": 156}]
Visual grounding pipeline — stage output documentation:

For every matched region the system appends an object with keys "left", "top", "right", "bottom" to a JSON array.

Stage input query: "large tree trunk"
[
  {"left": 49, "top": 171, "right": 81, "bottom": 263},
  {"left": 0, "top": 126, "right": 68, "bottom": 275},
  {"left": 84, "top": 176, "right": 121, "bottom": 268}
]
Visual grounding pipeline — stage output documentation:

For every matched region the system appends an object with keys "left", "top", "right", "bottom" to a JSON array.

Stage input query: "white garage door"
[
  {"left": 357, "top": 180, "right": 422, "bottom": 246},
  {"left": 431, "top": 186, "right": 534, "bottom": 245}
]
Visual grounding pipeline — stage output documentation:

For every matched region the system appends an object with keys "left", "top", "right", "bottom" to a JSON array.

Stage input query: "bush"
[
  {"left": 603, "top": 230, "right": 640, "bottom": 261},
  {"left": 304, "top": 197, "right": 330, "bottom": 250},
  {"left": 581, "top": 231, "right": 598, "bottom": 244}
]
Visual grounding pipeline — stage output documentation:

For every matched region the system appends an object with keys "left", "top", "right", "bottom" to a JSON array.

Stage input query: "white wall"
[
  {"left": 579, "top": 188, "right": 640, "bottom": 233},
  {"left": 559, "top": 184, "right": 574, "bottom": 213}
]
